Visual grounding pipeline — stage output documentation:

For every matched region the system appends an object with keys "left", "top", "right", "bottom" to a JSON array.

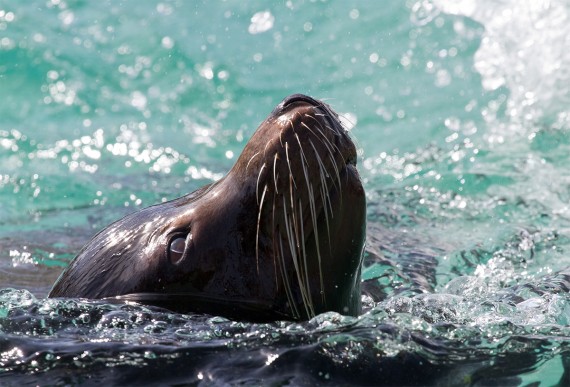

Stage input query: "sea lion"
[{"left": 49, "top": 94, "right": 366, "bottom": 321}]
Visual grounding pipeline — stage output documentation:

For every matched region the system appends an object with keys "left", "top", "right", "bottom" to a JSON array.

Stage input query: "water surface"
[{"left": 2, "top": 0, "right": 570, "bottom": 385}]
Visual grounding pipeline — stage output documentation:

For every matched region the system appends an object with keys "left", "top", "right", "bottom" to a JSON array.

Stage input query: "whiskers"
[
  {"left": 256, "top": 183, "right": 268, "bottom": 274},
  {"left": 254, "top": 107, "right": 346, "bottom": 319}
]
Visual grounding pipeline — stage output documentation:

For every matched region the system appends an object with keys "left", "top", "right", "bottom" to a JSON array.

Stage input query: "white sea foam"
[{"left": 434, "top": 0, "right": 570, "bottom": 128}]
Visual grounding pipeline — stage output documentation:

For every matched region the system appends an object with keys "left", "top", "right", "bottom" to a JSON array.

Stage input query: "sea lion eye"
[{"left": 168, "top": 235, "right": 188, "bottom": 264}]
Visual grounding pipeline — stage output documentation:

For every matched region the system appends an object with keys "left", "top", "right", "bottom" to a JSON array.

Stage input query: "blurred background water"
[{"left": 1, "top": 0, "right": 570, "bottom": 385}]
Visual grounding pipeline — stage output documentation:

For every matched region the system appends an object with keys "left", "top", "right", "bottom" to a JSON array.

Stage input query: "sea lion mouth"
[{"left": 109, "top": 292, "right": 288, "bottom": 322}]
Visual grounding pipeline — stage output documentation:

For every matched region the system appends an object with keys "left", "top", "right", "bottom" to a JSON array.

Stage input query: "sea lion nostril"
[{"left": 280, "top": 94, "right": 319, "bottom": 108}]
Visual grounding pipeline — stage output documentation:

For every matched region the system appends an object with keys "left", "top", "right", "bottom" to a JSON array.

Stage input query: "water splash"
[
  {"left": 434, "top": 0, "right": 570, "bottom": 129},
  {"left": 248, "top": 11, "right": 275, "bottom": 35}
]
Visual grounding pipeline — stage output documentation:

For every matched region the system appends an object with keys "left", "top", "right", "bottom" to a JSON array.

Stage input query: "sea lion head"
[{"left": 49, "top": 94, "right": 366, "bottom": 321}]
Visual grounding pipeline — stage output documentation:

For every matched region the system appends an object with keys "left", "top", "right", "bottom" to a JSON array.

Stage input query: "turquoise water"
[{"left": 2, "top": 0, "right": 570, "bottom": 385}]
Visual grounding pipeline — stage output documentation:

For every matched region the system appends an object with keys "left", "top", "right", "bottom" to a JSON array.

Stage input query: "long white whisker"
[
  {"left": 305, "top": 116, "right": 340, "bottom": 149},
  {"left": 302, "top": 120, "right": 342, "bottom": 195},
  {"left": 285, "top": 142, "right": 297, "bottom": 190},
  {"left": 301, "top": 120, "right": 333, "bottom": 151},
  {"left": 256, "top": 184, "right": 268, "bottom": 275},
  {"left": 318, "top": 129, "right": 343, "bottom": 201},
  {"left": 298, "top": 197, "right": 313, "bottom": 315},
  {"left": 282, "top": 195, "right": 313, "bottom": 318},
  {"left": 273, "top": 153, "right": 279, "bottom": 194},
  {"left": 321, "top": 183, "right": 332, "bottom": 253},
  {"left": 272, "top": 190, "right": 279, "bottom": 288},
  {"left": 295, "top": 133, "right": 324, "bottom": 311},
  {"left": 307, "top": 181, "right": 325, "bottom": 307},
  {"left": 278, "top": 233, "right": 300, "bottom": 319},
  {"left": 263, "top": 140, "right": 272, "bottom": 156},
  {"left": 309, "top": 139, "right": 333, "bottom": 249},
  {"left": 308, "top": 138, "right": 332, "bottom": 192},
  {"left": 256, "top": 163, "right": 266, "bottom": 204},
  {"left": 321, "top": 122, "right": 347, "bottom": 154},
  {"left": 287, "top": 137, "right": 315, "bottom": 317},
  {"left": 311, "top": 113, "right": 345, "bottom": 137},
  {"left": 245, "top": 151, "right": 260, "bottom": 173}
]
